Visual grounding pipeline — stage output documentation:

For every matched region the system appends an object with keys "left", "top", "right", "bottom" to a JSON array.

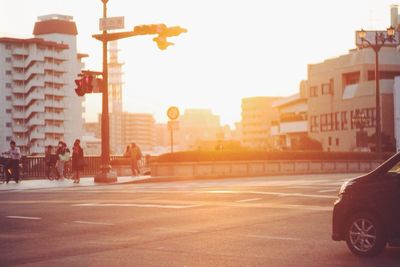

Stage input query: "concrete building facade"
[
  {"left": 0, "top": 14, "right": 84, "bottom": 154},
  {"left": 241, "top": 97, "right": 280, "bottom": 149},
  {"left": 177, "top": 109, "right": 221, "bottom": 150},
  {"left": 306, "top": 46, "right": 400, "bottom": 152},
  {"left": 271, "top": 88, "right": 308, "bottom": 150}
]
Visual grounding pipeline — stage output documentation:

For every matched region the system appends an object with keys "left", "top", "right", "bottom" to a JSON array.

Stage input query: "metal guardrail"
[{"left": 22, "top": 155, "right": 149, "bottom": 179}]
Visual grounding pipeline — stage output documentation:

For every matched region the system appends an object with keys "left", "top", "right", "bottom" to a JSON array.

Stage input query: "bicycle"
[
  {"left": 46, "top": 164, "right": 60, "bottom": 181},
  {"left": 0, "top": 156, "right": 23, "bottom": 183},
  {"left": 63, "top": 160, "right": 73, "bottom": 179}
]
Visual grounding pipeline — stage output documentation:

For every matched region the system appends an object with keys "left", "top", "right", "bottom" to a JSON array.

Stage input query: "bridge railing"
[{"left": 22, "top": 155, "right": 150, "bottom": 179}]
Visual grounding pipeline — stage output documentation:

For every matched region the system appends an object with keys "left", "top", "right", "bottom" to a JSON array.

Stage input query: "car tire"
[{"left": 345, "top": 212, "right": 386, "bottom": 257}]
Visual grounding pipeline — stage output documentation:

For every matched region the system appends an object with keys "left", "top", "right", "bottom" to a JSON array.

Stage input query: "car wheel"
[{"left": 345, "top": 212, "right": 386, "bottom": 257}]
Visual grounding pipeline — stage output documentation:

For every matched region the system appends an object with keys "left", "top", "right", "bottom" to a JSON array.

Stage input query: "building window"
[
  {"left": 6, "top": 136, "right": 12, "bottom": 142},
  {"left": 310, "top": 86, "right": 318, "bottom": 97},
  {"left": 6, "top": 109, "right": 12, "bottom": 114},
  {"left": 310, "top": 116, "right": 318, "bottom": 132},
  {"left": 334, "top": 112, "right": 340, "bottom": 130},
  {"left": 320, "top": 114, "right": 333, "bottom": 132},
  {"left": 341, "top": 111, "right": 348, "bottom": 130},
  {"left": 6, "top": 122, "right": 12, "bottom": 127},
  {"left": 368, "top": 70, "right": 400, "bottom": 81},
  {"left": 336, "top": 138, "right": 340, "bottom": 146},
  {"left": 5, "top": 57, "right": 11, "bottom": 63},
  {"left": 328, "top": 137, "right": 332, "bottom": 146},
  {"left": 5, "top": 70, "right": 12, "bottom": 75},
  {"left": 6, "top": 96, "right": 11, "bottom": 101},
  {"left": 343, "top": 71, "right": 360, "bottom": 86},
  {"left": 321, "top": 83, "right": 333, "bottom": 95},
  {"left": 5, "top": 44, "right": 11, "bottom": 50},
  {"left": 6, "top": 83, "right": 12, "bottom": 88}
]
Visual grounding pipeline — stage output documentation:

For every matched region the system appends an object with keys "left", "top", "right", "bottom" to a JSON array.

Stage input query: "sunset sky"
[{"left": 0, "top": 0, "right": 397, "bottom": 126}]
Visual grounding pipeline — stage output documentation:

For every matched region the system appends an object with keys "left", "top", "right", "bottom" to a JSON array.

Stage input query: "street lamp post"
[{"left": 357, "top": 27, "right": 396, "bottom": 157}]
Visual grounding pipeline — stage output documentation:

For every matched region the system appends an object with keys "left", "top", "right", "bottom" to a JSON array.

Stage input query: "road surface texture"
[{"left": 0, "top": 173, "right": 399, "bottom": 266}]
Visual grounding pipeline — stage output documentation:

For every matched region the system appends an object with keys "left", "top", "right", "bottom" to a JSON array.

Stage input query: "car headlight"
[{"left": 339, "top": 180, "right": 350, "bottom": 195}]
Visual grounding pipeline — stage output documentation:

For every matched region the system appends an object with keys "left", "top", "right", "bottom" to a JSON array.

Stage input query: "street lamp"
[{"left": 357, "top": 26, "right": 396, "bottom": 156}]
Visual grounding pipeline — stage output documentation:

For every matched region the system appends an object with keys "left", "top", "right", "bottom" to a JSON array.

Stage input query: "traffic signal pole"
[
  {"left": 89, "top": 0, "right": 186, "bottom": 182},
  {"left": 94, "top": 0, "right": 117, "bottom": 183}
]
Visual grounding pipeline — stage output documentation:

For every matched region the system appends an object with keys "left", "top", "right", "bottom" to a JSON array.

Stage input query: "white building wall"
[{"left": 35, "top": 32, "right": 84, "bottom": 148}]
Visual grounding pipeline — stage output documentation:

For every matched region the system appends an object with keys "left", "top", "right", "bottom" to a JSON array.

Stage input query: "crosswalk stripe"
[
  {"left": 72, "top": 203, "right": 203, "bottom": 209},
  {"left": 6, "top": 216, "right": 41, "bottom": 220}
]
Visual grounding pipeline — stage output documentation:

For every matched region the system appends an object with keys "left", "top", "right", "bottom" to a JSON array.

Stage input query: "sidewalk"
[{"left": 0, "top": 175, "right": 149, "bottom": 191}]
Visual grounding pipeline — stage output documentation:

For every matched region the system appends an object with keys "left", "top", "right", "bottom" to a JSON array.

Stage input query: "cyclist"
[{"left": 3, "top": 140, "right": 21, "bottom": 183}]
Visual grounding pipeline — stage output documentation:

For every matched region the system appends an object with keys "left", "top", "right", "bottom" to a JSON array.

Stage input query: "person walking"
[
  {"left": 128, "top": 142, "right": 142, "bottom": 176},
  {"left": 72, "top": 139, "right": 84, "bottom": 184}
]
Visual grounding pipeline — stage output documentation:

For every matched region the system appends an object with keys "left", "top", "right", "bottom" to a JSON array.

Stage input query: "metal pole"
[
  {"left": 101, "top": 0, "right": 111, "bottom": 169},
  {"left": 170, "top": 128, "right": 174, "bottom": 153},
  {"left": 374, "top": 33, "right": 382, "bottom": 157},
  {"left": 95, "top": 0, "right": 116, "bottom": 182}
]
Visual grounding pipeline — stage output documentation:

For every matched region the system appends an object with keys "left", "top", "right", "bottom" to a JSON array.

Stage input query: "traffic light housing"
[
  {"left": 74, "top": 73, "right": 102, "bottom": 96},
  {"left": 83, "top": 75, "right": 94, "bottom": 93},
  {"left": 154, "top": 26, "right": 187, "bottom": 50},
  {"left": 161, "top": 26, "right": 187, "bottom": 38},
  {"left": 75, "top": 78, "right": 85, "bottom": 96},
  {"left": 153, "top": 36, "right": 174, "bottom": 50}
]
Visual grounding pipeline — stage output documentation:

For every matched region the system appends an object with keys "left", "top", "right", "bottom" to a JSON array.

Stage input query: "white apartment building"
[{"left": 0, "top": 14, "right": 84, "bottom": 154}]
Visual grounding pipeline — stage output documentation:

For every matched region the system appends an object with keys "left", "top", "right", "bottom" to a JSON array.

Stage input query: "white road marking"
[
  {"left": 318, "top": 189, "right": 338, "bottom": 193},
  {"left": 6, "top": 216, "right": 41, "bottom": 220},
  {"left": 73, "top": 220, "right": 114, "bottom": 226},
  {"left": 154, "top": 227, "right": 199, "bottom": 233},
  {"left": 73, "top": 203, "right": 202, "bottom": 209},
  {"left": 246, "top": 234, "right": 300, "bottom": 241},
  {"left": 236, "top": 198, "right": 262, "bottom": 203},
  {"left": 233, "top": 203, "right": 332, "bottom": 211}
]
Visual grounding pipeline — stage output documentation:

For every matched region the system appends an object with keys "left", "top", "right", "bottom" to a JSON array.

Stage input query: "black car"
[{"left": 332, "top": 152, "right": 400, "bottom": 256}]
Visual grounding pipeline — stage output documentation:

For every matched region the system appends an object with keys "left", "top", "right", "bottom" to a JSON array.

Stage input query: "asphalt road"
[{"left": 0, "top": 173, "right": 399, "bottom": 266}]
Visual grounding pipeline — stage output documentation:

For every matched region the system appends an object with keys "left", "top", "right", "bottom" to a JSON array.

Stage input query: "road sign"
[
  {"left": 99, "top": 16, "right": 125, "bottom": 31},
  {"left": 167, "top": 106, "right": 180, "bottom": 120}
]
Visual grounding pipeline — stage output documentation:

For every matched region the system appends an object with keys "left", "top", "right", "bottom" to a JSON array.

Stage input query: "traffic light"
[
  {"left": 153, "top": 26, "right": 187, "bottom": 50},
  {"left": 161, "top": 26, "right": 187, "bottom": 37},
  {"left": 153, "top": 36, "right": 174, "bottom": 50},
  {"left": 74, "top": 77, "right": 85, "bottom": 96},
  {"left": 92, "top": 77, "right": 104, "bottom": 93},
  {"left": 83, "top": 75, "right": 94, "bottom": 93}
]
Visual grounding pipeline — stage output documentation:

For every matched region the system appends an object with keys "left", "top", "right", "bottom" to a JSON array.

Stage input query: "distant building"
[
  {"left": 271, "top": 87, "right": 308, "bottom": 150},
  {"left": 81, "top": 135, "right": 101, "bottom": 156},
  {"left": 100, "top": 112, "right": 155, "bottom": 155},
  {"left": 0, "top": 14, "right": 85, "bottom": 154},
  {"left": 122, "top": 113, "right": 155, "bottom": 153},
  {"left": 177, "top": 109, "right": 221, "bottom": 150},
  {"left": 241, "top": 96, "right": 281, "bottom": 149},
  {"left": 84, "top": 122, "right": 100, "bottom": 139},
  {"left": 306, "top": 45, "right": 400, "bottom": 152}
]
